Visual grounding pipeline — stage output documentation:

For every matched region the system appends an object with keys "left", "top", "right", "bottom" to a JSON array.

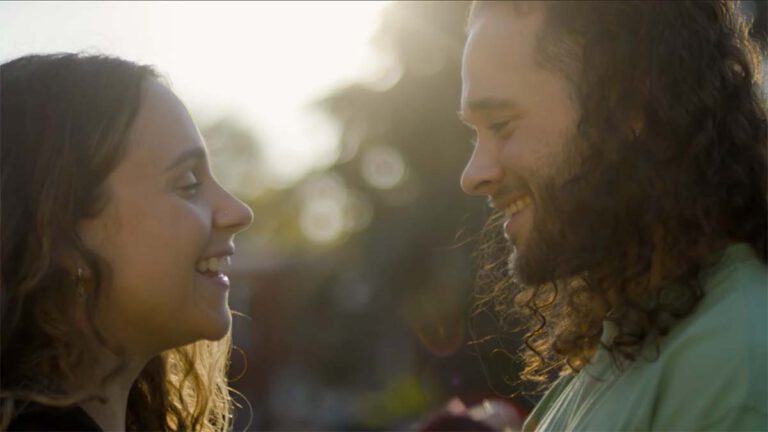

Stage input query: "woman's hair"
[
  {"left": 469, "top": 1, "right": 767, "bottom": 385},
  {"left": 1, "top": 53, "right": 233, "bottom": 430}
]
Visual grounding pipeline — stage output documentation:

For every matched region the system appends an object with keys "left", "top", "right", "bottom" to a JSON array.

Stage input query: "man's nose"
[{"left": 460, "top": 141, "right": 502, "bottom": 196}]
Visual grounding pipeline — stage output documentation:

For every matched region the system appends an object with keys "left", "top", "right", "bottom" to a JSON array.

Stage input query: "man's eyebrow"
[
  {"left": 458, "top": 97, "right": 525, "bottom": 125},
  {"left": 466, "top": 97, "right": 522, "bottom": 113},
  {"left": 165, "top": 147, "right": 206, "bottom": 172}
]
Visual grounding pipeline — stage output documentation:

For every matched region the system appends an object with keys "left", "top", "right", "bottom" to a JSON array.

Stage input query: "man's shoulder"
[
  {"left": 665, "top": 244, "right": 765, "bottom": 348},
  {"left": 660, "top": 245, "right": 766, "bottom": 376},
  {"left": 649, "top": 245, "right": 767, "bottom": 428}
]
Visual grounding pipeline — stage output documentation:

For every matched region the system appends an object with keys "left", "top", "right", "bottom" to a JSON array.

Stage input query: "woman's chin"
[
  {"left": 202, "top": 309, "right": 232, "bottom": 341},
  {"left": 177, "top": 308, "right": 232, "bottom": 346}
]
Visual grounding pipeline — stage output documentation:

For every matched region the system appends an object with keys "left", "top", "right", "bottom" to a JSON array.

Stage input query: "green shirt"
[{"left": 524, "top": 243, "right": 768, "bottom": 431}]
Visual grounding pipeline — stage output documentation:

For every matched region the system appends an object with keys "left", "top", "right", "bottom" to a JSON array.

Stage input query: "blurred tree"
[
  {"left": 260, "top": 1, "right": 531, "bottom": 429},
  {"left": 202, "top": 116, "right": 265, "bottom": 200},
  {"left": 225, "top": 2, "right": 532, "bottom": 430},
  {"left": 741, "top": 0, "right": 767, "bottom": 47}
]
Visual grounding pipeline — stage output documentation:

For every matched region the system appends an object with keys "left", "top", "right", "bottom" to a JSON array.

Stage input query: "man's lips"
[
  {"left": 490, "top": 192, "right": 532, "bottom": 214},
  {"left": 492, "top": 194, "right": 534, "bottom": 242},
  {"left": 503, "top": 195, "right": 533, "bottom": 218}
]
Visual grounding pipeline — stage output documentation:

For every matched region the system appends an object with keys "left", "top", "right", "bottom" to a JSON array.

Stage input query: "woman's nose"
[{"left": 215, "top": 190, "right": 254, "bottom": 233}]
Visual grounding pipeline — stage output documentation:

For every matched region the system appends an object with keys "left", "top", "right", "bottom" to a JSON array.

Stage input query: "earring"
[{"left": 76, "top": 267, "right": 86, "bottom": 299}]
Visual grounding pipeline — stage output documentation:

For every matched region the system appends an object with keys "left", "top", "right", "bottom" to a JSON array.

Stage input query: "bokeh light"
[
  {"left": 0, "top": 0, "right": 391, "bottom": 186},
  {"left": 361, "top": 145, "right": 408, "bottom": 190}
]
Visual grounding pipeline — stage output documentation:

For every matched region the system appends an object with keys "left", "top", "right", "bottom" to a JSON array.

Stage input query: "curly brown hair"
[
  {"left": 0, "top": 54, "right": 234, "bottom": 431},
  {"left": 469, "top": 1, "right": 767, "bottom": 385}
]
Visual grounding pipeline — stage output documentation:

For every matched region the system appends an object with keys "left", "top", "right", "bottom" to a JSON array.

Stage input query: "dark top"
[{"left": 7, "top": 401, "right": 102, "bottom": 431}]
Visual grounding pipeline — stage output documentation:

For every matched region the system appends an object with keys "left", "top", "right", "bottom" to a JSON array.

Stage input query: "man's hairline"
[{"left": 465, "top": 2, "right": 583, "bottom": 113}]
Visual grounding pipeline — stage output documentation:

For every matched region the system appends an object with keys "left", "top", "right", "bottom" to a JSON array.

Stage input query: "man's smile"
[
  {"left": 502, "top": 194, "right": 533, "bottom": 242},
  {"left": 503, "top": 194, "right": 532, "bottom": 219}
]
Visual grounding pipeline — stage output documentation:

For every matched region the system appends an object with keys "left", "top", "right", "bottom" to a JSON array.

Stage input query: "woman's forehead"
[{"left": 124, "top": 79, "right": 204, "bottom": 167}]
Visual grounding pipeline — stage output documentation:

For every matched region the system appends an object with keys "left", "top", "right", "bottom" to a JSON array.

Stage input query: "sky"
[{"left": 0, "top": 1, "right": 391, "bottom": 186}]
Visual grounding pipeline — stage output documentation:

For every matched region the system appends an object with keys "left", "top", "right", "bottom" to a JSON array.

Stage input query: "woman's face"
[{"left": 79, "top": 79, "right": 253, "bottom": 357}]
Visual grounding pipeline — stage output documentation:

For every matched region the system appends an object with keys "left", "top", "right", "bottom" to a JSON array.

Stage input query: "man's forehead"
[
  {"left": 461, "top": 13, "right": 543, "bottom": 115},
  {"left": 465, "top": 7, "right": 543, "bottom": 54}
]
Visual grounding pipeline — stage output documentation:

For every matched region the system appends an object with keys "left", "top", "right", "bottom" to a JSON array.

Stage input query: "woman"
[{"left": 1, "top": 54, "right": 253, "bottom": 431}]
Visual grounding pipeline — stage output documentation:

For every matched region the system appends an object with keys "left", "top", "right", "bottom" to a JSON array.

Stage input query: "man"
[{"left": 459, "top": 1, "right": 767, "bottom": 431}]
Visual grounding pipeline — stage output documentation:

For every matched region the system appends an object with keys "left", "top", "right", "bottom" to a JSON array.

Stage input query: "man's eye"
[{"left": 488, "top": 120, "right": 510, "bottom": 134}]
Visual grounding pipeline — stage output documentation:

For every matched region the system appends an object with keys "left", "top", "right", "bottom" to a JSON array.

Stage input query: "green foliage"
[{"left": 360, "top": 375, "right": 436, "bottom": 429}]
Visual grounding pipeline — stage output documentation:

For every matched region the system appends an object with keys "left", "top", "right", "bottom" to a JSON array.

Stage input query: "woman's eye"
[{"left": 177, "top": 172, "right": 201, "bottom": 197}]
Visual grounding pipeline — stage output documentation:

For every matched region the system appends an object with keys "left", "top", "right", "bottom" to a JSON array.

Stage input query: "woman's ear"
[
  {"left": 58, "top": 241, "right": 85, "bottom": 277},
  {"left": 57, "top": 229, "right": 94, "bottom": 282},
  {"left": 630, "top": 113, "right": 645, "bottom": 138}
]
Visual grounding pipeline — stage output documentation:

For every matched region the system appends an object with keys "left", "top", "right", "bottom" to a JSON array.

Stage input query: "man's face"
[{"left": 460, "top": 8, "right": 581, "bottom": 284}]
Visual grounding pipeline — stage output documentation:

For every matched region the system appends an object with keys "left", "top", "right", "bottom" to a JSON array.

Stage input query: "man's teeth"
[
  {"left": 196, "top": 256, "right": 232, "bottom": 273},
  {"left": 505, "top": 195, "right": 532, "bottom": 217}
]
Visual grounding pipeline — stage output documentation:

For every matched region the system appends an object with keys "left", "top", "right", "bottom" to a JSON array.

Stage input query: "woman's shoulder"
[{"left": 7, "top": 401, "right": 102, "bottom": 432}]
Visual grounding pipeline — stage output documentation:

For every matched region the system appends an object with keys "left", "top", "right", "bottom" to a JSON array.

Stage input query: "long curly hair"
[
  {"left": 0, "top": 54, "right": 233, "bottom": 431},
  {"left": 469, "top": 1, "right": 767, "bottom": 385}
]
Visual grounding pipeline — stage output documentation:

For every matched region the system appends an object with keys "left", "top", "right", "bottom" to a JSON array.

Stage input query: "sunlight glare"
[{"left": 0, "top": 1, "right": 392, "bottom": 187}]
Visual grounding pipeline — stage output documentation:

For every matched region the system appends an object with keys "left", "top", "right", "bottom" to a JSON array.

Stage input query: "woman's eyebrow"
[{"left": 164, "top": 147, "right": 206, "bottom": 172}]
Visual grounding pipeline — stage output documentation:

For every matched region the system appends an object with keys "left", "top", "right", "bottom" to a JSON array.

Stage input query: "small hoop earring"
[{"left": 76, "top": 267, "right": 86, "bottom": 300}]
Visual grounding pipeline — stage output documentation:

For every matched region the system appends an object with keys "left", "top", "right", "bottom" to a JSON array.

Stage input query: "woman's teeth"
[
  {"left": 505, "top": 195, "right": 532, "bottom": 217},
  {"left": 196, "top": 256, "right": 231, "bottom": 274}
]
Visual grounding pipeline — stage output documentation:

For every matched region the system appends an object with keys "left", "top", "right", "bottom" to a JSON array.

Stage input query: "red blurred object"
[{"left": 420, "top": 397, "right": 525, "bottom": 432}]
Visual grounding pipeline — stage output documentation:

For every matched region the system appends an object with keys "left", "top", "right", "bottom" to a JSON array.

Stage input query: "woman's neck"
[
  {"left": 78, "top": 372, "right": 136, "bottom": 431},
  {"left": 74, "top": 344, "right": 149, "bottom": 431}
]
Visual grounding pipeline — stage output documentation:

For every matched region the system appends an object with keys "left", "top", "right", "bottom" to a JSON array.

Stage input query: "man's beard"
[
  {"left": 508, "top": 177, "right": 575, "bottom": 286},
  {"left": 507, "top": 150, "right": 619, "bottom": 287}
]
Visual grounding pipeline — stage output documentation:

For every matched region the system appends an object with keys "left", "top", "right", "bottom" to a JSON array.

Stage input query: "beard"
[
  {"left": 507, "top": 140, "right": 625, "bottom": 287},
  {"left": 508, "top": 179, "right": 585, "bottom": 286}
]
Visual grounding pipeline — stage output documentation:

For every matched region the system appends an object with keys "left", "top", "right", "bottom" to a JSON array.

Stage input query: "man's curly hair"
[{"left": 469, "top": 1, "right": 767, "bottom": 385}]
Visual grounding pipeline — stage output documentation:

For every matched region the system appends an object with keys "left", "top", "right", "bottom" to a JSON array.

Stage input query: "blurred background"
[{"left": 2, "top": 1, "right": 766, "bottom": 430}]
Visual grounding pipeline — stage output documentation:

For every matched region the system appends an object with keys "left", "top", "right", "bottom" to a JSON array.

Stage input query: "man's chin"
[
  {"left": 507, "top": 243, "right": 558, "bottom": 286},
  {"left": 507, "top": 247, "right": 530, "bottom": 285}
]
